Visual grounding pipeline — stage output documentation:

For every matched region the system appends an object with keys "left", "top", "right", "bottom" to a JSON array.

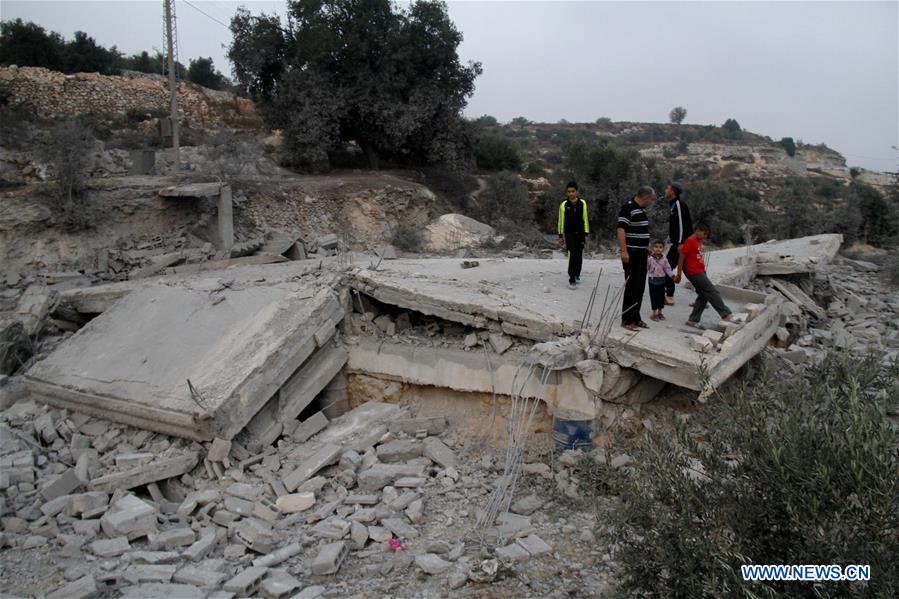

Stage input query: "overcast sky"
[{"left": 2, "top": 1, "right": 896, "bottom": 171}]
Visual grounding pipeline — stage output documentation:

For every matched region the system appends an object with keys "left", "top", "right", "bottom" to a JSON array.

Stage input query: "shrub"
[
  {"left": 780, "top": 137, "right": 797, "bottom": 157},
  {"left": 722, "top": 118, "right": 742, "bottom": 139},
  {"left": 125, "top": 106, "right": 168, "bottom": 123},
  {"left": 41, "top": 121, "right": 95, "bottom": 230},
  {"left": 881, "top": 254, "right": 899, "bottom": 287},
  {"left": 685, "top": 181, "right": 771, "bottom": 243},
  {"left": 475, "top": 115, "right": 498, "bottom": 127},
  {"left": 475, "top": 135, "right": 522, "bottom": 171},
  {"left": 595, "top": 116, "right": 613, "bottom": 127},
  {"left": 474, "top": 171, "right": 529, "bottom": 231},
  {"left": 609, "top": 351, "right": 899, "bottom": 598},
  {"left": 391, "top": 223, "right": 423, "bottom": 252}
]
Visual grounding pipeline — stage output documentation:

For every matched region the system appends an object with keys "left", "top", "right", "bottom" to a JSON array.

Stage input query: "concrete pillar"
[{"left": 217, "top": 184, "right": 234, "bottom": 253}]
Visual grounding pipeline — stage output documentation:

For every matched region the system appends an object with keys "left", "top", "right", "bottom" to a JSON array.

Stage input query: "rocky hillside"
[{"left": 487, "top": 120, "right": 894, "bottom": 198}]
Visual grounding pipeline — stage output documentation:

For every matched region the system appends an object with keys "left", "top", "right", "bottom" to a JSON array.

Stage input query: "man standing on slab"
[
  {"left": 664, "top": 182, "right": 692, "bottom": 305},
  {"left": 617, "top": 186, "right": 657, "bottom": 331},
  {"left": 558, "top": 181, "right": 590, "bottom": 288}
]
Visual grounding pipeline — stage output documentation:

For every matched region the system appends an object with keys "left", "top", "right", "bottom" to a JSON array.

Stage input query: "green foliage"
[
  {"left": 475, "top": 135, "right": 522, "bottom": 171},
  {"left": 229, "top": 0, "right": 481, "bottom": 171},
  {"left": 473, "top": 171, "right": 529, "bottom": 231},
  {"left": 511, "top": 116, "right": 530, "bottom": 126},
  {"left": 686, "top": 181, "right": 770, "bottom": 243},
  {"left": 0, "top": 21, "right": 121, "bottom": 75},
  {"left": 610, "top": 351, "right": 899, "bottom": 598},
  {"left": 475, "top": 114, "right": 498, "bottom": 127},
  {"left": 63, "top": 31, "right": 122, "bottom": 75},
  {"left": 595, "top": 116, "right": 613, "bottom": 127},
  {"left": 850, "top": 167, "right": 862, "bottom": 179},
  {"left": 850, "top": 181, "right": 899, "bottom": 246},
  {"left": 560, "top": 139, "right": 665, "bottom": 238},
  {"left": 881, "top": 254, "right": 899, "bottom": 287},
  {"left": 0, "top": 19, "right": 66, "bottom": 71},
  {"left": 780, "top": 137, "right": 797, "bottom": 157},
  {"left": 669, "top": 106, "right": 687, "bottom": 124},
  {"left": 187, "top": 57, "right": 227, "bottom": 90},
  {"left": 722, "top": 118, "right": 742, "bottom": 139}
]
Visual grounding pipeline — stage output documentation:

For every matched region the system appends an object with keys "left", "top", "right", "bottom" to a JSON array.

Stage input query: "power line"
[{"left": 182, "top": 0, "right": 231, "bottom": 29}]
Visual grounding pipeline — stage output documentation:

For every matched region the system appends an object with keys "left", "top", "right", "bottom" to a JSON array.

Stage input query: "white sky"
[{"left": 1, "top": 1, "right": 896, "bottom": 172}]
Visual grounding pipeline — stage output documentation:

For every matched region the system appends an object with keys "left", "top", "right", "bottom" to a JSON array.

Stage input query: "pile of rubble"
[
  {"left": 759, "top": 256, "right": 899, "bottom": 365},
  {"left": 0, "top": 396, "right": 583, "bottom": 598}
]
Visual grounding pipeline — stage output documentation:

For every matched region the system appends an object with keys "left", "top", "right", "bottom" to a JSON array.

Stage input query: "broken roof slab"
[
  {"left": 25, "top": 280, "right": 343, "bottom": 441},
  {"left": 350, "top": 252, "right": 785, "bottom": 392}
]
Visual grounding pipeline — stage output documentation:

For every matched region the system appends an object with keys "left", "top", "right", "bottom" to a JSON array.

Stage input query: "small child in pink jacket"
[{"left": 647, "top": 240, "right": 675, "bottom": 321}]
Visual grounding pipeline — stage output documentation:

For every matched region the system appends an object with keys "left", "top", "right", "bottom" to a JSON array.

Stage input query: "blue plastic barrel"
[{"left": 552, "top": 416, "right": 594, "bottom": 452}]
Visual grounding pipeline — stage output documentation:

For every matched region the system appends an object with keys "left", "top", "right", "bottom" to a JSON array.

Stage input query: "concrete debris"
[
  {"left": 223, "top": 565, "right": 268, "bottom": 596},
  {"left": 100, "top": 494, "right": 157, "bottom": 540},
  {"left": 415, "top": 553, "right": 452, "bottom": 574},
  {"left": 311, "top": 541, "right": 348, "bottom": 575}
]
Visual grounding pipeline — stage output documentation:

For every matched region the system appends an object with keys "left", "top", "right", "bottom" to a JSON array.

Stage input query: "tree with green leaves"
[
  {"left": 228, "top": 0, "right": 481, "bottom": 170},
  {"left": 0, "top": 19, "right": 67, "bottom": 72},
  {"left": 63, "top": 31, "right": 122, "bottom": 75},
  {"left": 669, "top": 106, "right": 687, "bottom": 124},
  {"left": 475, "top": 135, "right": 521, "bottom": 172},
  {"left": 187, "top": 57, "right": 227, "bottom": 90}
]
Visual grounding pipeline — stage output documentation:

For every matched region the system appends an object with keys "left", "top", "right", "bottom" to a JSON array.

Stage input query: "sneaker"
[{"left": 568, "top": 280, "right": 576, "bottom": 289}]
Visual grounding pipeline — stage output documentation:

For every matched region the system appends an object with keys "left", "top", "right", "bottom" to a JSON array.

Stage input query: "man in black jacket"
[
  {"left": 557, "top": 181, "right": 590, "bottom": 288},
  {"left": 664, "top": 182, "right": 692, "bottom": 304}
]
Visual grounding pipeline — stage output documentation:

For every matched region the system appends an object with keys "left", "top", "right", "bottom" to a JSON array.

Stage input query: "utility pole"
[{"left": 164, "top": 0, "right": 180, "bottom": 171}]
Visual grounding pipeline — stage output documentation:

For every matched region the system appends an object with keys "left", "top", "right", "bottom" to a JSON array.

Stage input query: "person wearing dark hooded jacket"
[{"left": 664, "top": 182, "right": 693, "bottom": 304}]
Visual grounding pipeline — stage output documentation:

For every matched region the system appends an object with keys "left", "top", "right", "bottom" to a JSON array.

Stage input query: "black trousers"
[
  {"left": 621, "top": 248, "right": 647, "bottom": 324},
  {"left": 649, "top": 281, "right": 667, "bottom": 310},
  {"left": 664, "top": 245, "right": 679, "bottom": 297},
  {"left": 687, "top": 272, "right": 732, "bottom": 322},
  {"left": 565, "top": 233, "right": 585, "bottom": 282}
]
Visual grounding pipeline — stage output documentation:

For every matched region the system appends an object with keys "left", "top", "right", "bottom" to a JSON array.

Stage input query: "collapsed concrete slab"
[
  {"left": 350, "top": 260, "right": 782, "bottom": 393},
  {"left": 25, "top": 280, "right": 343, "bottom": 441}
]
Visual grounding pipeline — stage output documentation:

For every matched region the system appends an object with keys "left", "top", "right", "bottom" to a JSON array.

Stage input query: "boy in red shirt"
[{"left": 673, "top": 223, "right": 733, "bottom": 327}]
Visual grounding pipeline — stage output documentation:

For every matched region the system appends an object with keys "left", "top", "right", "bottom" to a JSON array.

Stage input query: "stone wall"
[{"left": 0, "top": 66, "right": 259, "bottom": 129}]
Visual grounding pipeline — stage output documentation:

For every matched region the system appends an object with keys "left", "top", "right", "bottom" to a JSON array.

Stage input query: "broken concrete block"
[
  {"left": 310, "top": 541, "right": 348, "bottom": 575},
  {"left": 207, "top": 438, "right": 231, "bottom": 462},
  {"left": 516, "top": 534, "right": 552, "bottom": 557},
  {"left": 311, "top": 517, "right": 351, "bottom": 540},
  {"left": 260, "top": 571, "right": 302, "bottom": 599},
  {"left": 40, "top": 494, "right": 72, "bottom": 517},
  {"left": 282, "top": 443, "right": 342, "bottom": 492},
  {"left": 367, "top": 525, "right": 391, "bottom": 542},
  {"left": 67, "top": 491, "right": 109, "bottom": 518},
  {"left": 123, "top": 564, "right": 178, "bottom": 584},
  {"left": 350, "top": 521, "right": 368, "bottom": 547},
  {"left": 40, "top": 468, "right": 83, "bottom": 501},
  {"left": 46, "top": 574, "right": 97, "bottom": 599},
  {"left": 148, "top": 527, "right": 195, "bottom": 551},
  {"left": 100, "top": 494, "right": 157, "bottom": 540},
  {"left": 463, "top": 332, "right": 479, "bottom": 347},
  {"left": 496, "top": 543, "right": 530, "bottom": 563},
  {"left": 317, "top": 234, "right": 339, "bottom": 250},
  {"left": 381, "top": 517, "right": 418, "bottom": 539},
  {"left": 405, "top": 499, "right": 423, "bottom": 524},
  {"left": 223, "top": 566, "right": 268, "bottom": 596},
  {"left": 376, "top": 439, "right": 422, "bottom": 463},
  {"left": 275, "top": 492, "right": 315, "bottom": 513},
  {"left": 526, "top": 338, "right": 585, "bottom": 370},
  {"left": 415, "top": 553, "right": 451, "bottom": 574},
  {"left": 292, "top": 412, "right": 329, "bottom": 443},
  {"left": 182, "top": 529, "right": 218, "bottom": 562},
  {"left": 488, "top": 333, "right": 513, "bottom": 354},
  {"left": 115, "top": 452, "right": 153, "bottom": 468},
  {"left": 89, "top": 536, "right": 130, "bottom": 557},
  {"left": 89, "top": 452, "right": 199, "bottom": 492},
  {"left": 388, "top": 416, "right": 448, "bottom": 436},
  {"left": 236, "top": 518, "right": 274, "bottom": 554},
  {"left": 689, "top": 335, "right": 714, "bottom": 353},
  {"left": 357, "top": 464, "right": 423, "bottom": 491},
  {"left": 118, "top": 583, "right": 205, "bottom": 599},
  {"left": 224, "top": 496, "right": 255, "bottom": 516},
  {"left": 422, "top": 437, "right": 456, "bottom": 469},
  {"left": 511, "top": 494, "right": 545, "bottom": 516},
  {"left": 173, "top": 564, "right": 227, "bottom": 588},
  {"left": 702, "top": 330, "right": 724, "bottom": 345}
]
